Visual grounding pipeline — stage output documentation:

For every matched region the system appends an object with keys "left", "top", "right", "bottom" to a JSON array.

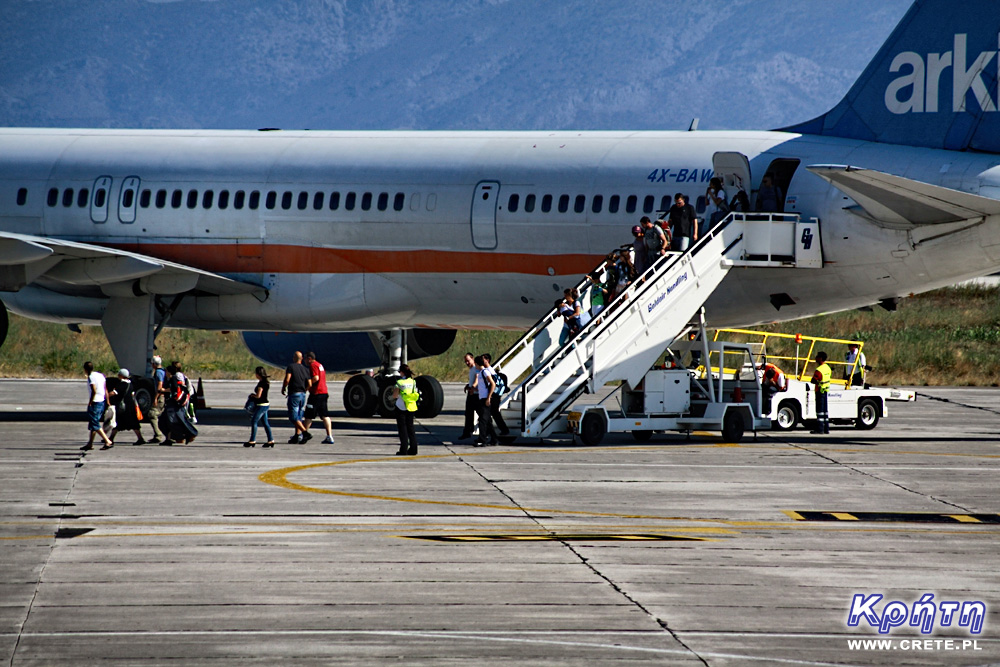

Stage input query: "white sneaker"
[{"left": 322, "top": 436, "right": 335, "bottom": 444}]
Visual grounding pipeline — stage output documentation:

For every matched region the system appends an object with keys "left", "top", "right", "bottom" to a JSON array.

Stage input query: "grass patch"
[{"left": 2, "top": 285, "right": 999, "bottom": 385}]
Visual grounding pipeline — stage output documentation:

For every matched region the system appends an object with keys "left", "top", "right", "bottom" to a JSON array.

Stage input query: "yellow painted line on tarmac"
[
  {"left": 258, "top": 448, "right": 1000, "bottom": 533},
  {"left": 829, "top": 512, "right": 859, "bottom": 521},
  {"left": 949, "top": 514, "right": 982, "bottom": 523},
  {"left": 0, "top": 534, "right": 53, "bottom": 541},
  {"left": 259, "top": 449, "right": 721, "bottom": 523}
]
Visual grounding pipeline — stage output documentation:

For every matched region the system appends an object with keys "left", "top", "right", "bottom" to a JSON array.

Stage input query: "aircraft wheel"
[
  {"left": 855, "top": 398, "right": 880, "bottom": 430},
  {"left": 580, "top": 412, "right": 606, "bottom": 446},
  {"left": 133, "top": 378, "right": 155, "bottom": 416},
  {"left": 376, "top": 378, "right": 397, "bottom": 418},
  {"left": 343, "top": 374, "right": 378, "bottom": 417},
  {"left": 632, "top": 430, "right": 653, "bottom": 442},
  {"left": 773, "top": 400, "right": 800, "bottom": 431},
  {"left": 722, "top": 410, "right": 745, "bottom": 443},
  {"left": 415, "top": 375, "right": 444, "bottom": 418}
]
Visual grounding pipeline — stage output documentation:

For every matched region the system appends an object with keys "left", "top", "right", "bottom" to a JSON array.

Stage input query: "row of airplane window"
[
  {"left": 507, "top": 193, "right": 669, "bottom": 215},
  {"left": 40, "top": 186, "right": 411, "bottom": 213},
  {"left": 18, "top": 186, "right": 672, "bottom": 218}
]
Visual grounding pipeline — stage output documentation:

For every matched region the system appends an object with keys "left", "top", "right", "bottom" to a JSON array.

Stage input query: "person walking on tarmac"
[
  {"left": 148, "top": 355, "right": 166, "bottom": 444},
  {"left": 810, "top": 351, "right": 832, "bottom": 434},
  {"left": 482, "top": 353, "right": 510, "bottom": 439},
  {"left": 459, "top": 352, "right": 479, "bottom": 441},
  {"left": 303, "top": 351, "right": 335, "bottom": 445},
  {"left": 392, "top": 364, "right": 420, "bottom": 456}
]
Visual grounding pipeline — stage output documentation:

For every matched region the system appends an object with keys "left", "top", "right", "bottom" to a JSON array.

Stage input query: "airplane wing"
[
  {"left": 807, "top": 165, "right": 1000, "bottom": 227},
  {"left": 0, "top": 231, "right": 266, "bottom": 298}
]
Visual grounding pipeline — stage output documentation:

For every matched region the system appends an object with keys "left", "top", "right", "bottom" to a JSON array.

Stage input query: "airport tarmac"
[{"left": 1, "top": 378, "right": 998, "bottom": 666}]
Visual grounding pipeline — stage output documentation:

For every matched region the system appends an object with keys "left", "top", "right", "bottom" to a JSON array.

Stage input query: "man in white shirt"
[
  {"left": 845, "top": 343, "right": 867, "bottom": 386},
  {"left": 474, "top": 355, "right": 498, "bottom": 447},
  {"left": 82, "top": 361, "right": 113, "bottom": 451},
  {"left": 459, "top": 352, "right": 478, "bottom": 440}
]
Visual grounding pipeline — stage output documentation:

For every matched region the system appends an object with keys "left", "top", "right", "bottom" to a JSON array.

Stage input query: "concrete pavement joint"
[
  {"left": 775, "top": 437, "right": 973, "bottom": 513},
  {"left": 917, "top": 390, "right": 1000, "bottom": 417},
  {"left": 442, "top": 440, "right": 711, "bottom": 666}
]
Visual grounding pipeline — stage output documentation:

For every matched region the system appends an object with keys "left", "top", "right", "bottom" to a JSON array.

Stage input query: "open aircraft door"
[
  {"left": 470, "top": 181, "right": 499, "bottom": 250},
  {"left": 713, "top": 152, "right": 751, "bottom": 198}
]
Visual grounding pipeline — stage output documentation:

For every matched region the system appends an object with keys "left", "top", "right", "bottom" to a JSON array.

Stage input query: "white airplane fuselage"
[{"left": 3, "top": 127, "right": 1000, "bottom": 334}]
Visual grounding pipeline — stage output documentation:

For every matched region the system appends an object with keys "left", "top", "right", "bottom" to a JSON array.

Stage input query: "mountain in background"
[{"left": 0, "top": 0, "right": 911, "bottom": 131}]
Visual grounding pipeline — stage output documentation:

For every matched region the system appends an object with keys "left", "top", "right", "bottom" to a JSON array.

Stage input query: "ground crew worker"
[
  {"left": 810, "top": 351, "right": 832, "bottom": 434},
  {"left": 760, "top": 362, "right": 787, "bottom": 413},
  {"left": 392, "top": 364, "right": 419, "bottom": 456},
  {"left": 844, "top": 343, "right": 867, "bottom": 386}
]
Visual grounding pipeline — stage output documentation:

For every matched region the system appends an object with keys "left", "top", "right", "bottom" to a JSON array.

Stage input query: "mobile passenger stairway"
[{"left": 493, "top": 212, "right": 822, "bottom": 440}]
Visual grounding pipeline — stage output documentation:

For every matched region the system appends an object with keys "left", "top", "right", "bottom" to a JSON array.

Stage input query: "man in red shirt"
[{"left": 303, "top": 351, "right": 334, "bottom": 445}]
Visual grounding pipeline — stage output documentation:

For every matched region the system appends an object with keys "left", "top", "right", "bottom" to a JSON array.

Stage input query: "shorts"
[
  {"left": 287, "top": 392, "right": 306, "bottom": 424},
  {"left": 305, "top": 393, "right": 329, "bottom": 419},
  {"left": 87, "top": 402, "right": 106, "bottom": 432}
]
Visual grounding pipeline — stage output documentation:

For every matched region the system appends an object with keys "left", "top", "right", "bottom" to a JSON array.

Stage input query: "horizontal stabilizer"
[
  {"left": 807, "top": 165, "right": 1000, "bottom": 227},
  {"left": 0, "top": 231, "right": 265, "bottom": 297}
]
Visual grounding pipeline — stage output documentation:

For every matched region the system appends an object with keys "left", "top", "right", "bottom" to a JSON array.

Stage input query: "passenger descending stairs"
[{"left": 493, "top": 212, "right": 822, "bottom": 438}]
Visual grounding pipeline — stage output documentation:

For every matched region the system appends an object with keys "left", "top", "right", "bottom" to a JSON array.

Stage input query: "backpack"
[
  {"left": 492, "top": 369, "right": 509, "bottom": 397},
  {"left": 643, "top": 227, "right": 664, "bottom": 252}
]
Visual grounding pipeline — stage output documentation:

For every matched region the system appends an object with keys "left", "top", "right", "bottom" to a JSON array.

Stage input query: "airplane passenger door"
[
  {"left": 90, "top": 176, "right": 112, "bottom": 224},
  {"left": 118, "top": 176, "right": 140, "bottom": 224},
  {"left": 712, "top": 152, "right": 751, "bottom": 198},
  {"left": 471, "top": 181, "right": 499, "bottom": 249}
]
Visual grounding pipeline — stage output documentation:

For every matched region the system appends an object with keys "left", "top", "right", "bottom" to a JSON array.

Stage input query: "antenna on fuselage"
[{"left": 688, "top": 118, "right": 699, "bottom": 131}]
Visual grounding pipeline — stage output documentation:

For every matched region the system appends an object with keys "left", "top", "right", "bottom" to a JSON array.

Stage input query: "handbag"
[{"left": 244, "top": 397, "right": 256, "bottom": 413}]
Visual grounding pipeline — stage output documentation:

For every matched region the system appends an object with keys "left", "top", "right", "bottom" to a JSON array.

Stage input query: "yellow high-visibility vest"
[
  {"left": 815, "top": 363, "right": 832, "bottom": 393},
  {"left": 397, "top": 377, "right": 419, "bottom": 412}
]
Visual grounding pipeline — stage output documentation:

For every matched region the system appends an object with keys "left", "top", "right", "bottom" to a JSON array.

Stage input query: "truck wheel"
[
  {"left": 632, "top": 430, "right": 653, "bottom": 442},
  {"left": 773, "top": 400, "right": 800, "bottom": 431},
  {"left": 580, "top": 413, "right": 606, "bottom": 446},
  {"left": 415, "top": 375, "right": 444, "bottom": 418},
  {"left": 343, "top": 374, "right": 378, "bottom": 417},
  {"left": 855, "top": 398, "right": 880, "bottom": 430},
  {"left": 722, "top": 410, "right": 744, "bottom": 443}
]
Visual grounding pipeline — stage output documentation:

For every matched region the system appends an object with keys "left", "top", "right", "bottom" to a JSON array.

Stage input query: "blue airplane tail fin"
[{"left": 785, "top": 0, "right": 1000, "bottom": 153}]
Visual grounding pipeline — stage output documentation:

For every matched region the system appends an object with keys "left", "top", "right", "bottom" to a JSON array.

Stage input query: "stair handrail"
[{"left": 491, "top": 251, "right": 614, "bottom": 380}]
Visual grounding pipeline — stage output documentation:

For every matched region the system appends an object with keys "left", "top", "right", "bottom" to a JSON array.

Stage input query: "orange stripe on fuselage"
[{"left": 108, "top": 243, "right": 602, "bottom": 276}]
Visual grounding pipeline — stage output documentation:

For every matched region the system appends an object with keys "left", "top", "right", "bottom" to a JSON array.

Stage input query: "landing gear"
[{"left": 339, "top": 329, "right": 445, "bottom": 419}]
